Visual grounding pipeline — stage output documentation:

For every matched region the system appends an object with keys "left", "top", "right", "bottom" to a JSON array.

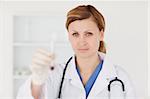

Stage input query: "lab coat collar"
[{"left": 65, "top": 52, "right": 117, "bottom": 96}]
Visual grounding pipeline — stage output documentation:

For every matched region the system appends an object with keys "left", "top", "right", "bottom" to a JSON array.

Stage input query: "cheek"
[
  {"left": 69, "top": 37, "right": 77, "bottom": 48},
  {"left": 89, "top": 38, "right": 100, "bottom": 50}
]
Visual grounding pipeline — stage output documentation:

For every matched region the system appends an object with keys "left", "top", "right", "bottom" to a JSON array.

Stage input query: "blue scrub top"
[{"left": 76, "top": 60, "right": 103, "bottom": 98}]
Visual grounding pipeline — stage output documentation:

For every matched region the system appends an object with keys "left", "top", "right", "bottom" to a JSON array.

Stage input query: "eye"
[
  {"left": 85, "top": 32, "right": 93, "bottom": 37},
  {"left": 72, "top": 32, "right": 79, "bottom": 37}
]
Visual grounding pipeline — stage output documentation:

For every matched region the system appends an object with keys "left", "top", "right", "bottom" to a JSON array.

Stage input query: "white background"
[{"left": 0, "top": 0, "right": 149, "bottom": 99}]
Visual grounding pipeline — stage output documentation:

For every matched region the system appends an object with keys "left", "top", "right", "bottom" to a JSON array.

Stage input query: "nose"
[{"left": 78, "top": 35, "right": 87, "bottom": 46}]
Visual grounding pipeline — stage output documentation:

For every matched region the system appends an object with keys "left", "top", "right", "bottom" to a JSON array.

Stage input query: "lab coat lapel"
[
  {"left": 65, "top": 55, "right": 84, "bottom": 90},
  {"left": 88, "top": 53, "right": 117, "bottom": 97}
]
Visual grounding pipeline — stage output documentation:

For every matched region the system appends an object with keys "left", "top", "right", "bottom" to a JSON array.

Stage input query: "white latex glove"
[{"left": 30, "top": 48, "right": 55, "bottom": 85}]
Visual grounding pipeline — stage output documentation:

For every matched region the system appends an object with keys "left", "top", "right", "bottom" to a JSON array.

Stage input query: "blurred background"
[{"left": 0, "top": 1, "right": 149, "bottom": 99}]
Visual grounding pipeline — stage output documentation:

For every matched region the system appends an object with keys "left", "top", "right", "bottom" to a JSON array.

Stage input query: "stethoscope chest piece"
[
  {"left": 108, "top": 77, "right": 126, "bottom": 99},
  {"left": 108, "top": 77, "right": 125, "bottom": 92}
]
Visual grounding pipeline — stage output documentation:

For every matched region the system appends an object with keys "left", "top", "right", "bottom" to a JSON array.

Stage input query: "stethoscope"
[{"left": 57, "top": 57, "right": 126, "bottom": 98}]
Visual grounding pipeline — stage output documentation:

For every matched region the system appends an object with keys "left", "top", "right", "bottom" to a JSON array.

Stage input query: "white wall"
[
  {"left": 0, "top": 5, "right": 13, "bottom": 98},
  {"left": 0, "top": 1, "right": 148, "bottom": 98},
  {"left": 148, "top": 1, "right": 150, "bottom": 99}
]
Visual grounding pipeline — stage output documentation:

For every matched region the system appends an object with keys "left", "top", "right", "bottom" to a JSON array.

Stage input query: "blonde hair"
[{"left": 66, "top": 5, "right": 106, "bottom": 53}]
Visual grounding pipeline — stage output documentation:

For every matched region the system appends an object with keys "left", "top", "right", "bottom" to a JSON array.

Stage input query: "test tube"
[{"left": 50, "top": 33, "right": 56, "bottom": 70}]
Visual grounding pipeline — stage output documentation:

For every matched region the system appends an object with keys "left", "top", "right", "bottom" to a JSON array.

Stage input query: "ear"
[{"left": 99, "top": 29, "right": 104, "bottom": 41}]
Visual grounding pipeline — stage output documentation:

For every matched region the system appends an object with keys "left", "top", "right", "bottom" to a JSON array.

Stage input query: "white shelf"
[
  {"left": 13, "top": 75, "right": 30, "bottom": 80},
  {"left": 14, "top": 42, "right": 51, "bottom": 47},
  {"left": 13, "top": 41, "right": 69, "bottom": 47}
]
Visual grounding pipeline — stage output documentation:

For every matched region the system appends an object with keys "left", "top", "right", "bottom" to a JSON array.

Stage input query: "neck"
[{"left": 75, "top": 53, "right": 101, "bottom": 73}]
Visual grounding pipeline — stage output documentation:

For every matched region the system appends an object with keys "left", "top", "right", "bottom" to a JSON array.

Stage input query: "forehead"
[{"left": 68, "top": 17, "right": 99, "bottom": 33}]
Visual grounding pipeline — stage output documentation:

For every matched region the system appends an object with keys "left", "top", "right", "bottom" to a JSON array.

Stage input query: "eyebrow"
[{"left": 71, "top": 30, "right": 93, "bottom": 33}]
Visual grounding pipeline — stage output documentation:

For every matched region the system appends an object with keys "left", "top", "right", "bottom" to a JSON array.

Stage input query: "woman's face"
[{"left": 68, "top": 17, "right": 104, "bottom": 58}]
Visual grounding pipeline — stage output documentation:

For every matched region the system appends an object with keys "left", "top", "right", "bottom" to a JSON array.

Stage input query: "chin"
[{"left": 76, "top": 52, "right": 94, "bottom": 59}]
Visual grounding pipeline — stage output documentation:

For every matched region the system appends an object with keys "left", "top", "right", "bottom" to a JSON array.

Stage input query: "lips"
[{"left": 78, "top": 48, "right": 89, "bottom": 52}]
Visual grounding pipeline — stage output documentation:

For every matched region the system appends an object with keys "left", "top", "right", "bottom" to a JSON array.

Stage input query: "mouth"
[{"left": 78, "top": 48, "right": 89, "bottom": 52}]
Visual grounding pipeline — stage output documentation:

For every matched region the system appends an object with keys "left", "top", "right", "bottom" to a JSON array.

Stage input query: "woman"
[{"left": 17, "top": 5, "right": 135, "bottom": 99}]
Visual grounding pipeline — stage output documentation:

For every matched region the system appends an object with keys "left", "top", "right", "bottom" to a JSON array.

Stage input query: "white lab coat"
[{"left": 17, "top": 53, "right": 136, "bottom": 99}]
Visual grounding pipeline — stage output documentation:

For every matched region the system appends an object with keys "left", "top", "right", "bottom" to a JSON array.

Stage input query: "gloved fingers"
[
  {"left": 32, "top": 53, "right": 52, "bottom": 65},
  {"left": 33, "top": 52, "right": 52, "bottom": 60},
  {"left": 32, "top": 48, "right": 55, "bottom": 66},
  {"left": 36, "top": 48, "right": 54, "bottom": 59},
  {"left": 32, "top": 58, "right": 50, "bottom": 68},
  {"left": 30, "top": 63, "right": 49, "bottom": 74}
]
